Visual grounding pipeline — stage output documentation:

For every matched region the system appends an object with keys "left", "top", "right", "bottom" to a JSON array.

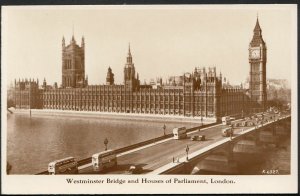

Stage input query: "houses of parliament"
[{"left": 13, "top": 18, "right": 267, "bottom": 120}]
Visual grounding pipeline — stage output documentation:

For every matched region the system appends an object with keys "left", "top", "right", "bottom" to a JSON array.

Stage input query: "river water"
[
  {"left": 7, "top": 113, "right": 290, "bottom": 175},
  {"left": 7, "top": 113, "right": 200, "bottom": 174}
]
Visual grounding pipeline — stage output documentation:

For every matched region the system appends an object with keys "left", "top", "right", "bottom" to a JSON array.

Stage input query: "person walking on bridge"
[
  {"left": 185, "top": 145, "right": 189, "bottom": 161},
  {"left": 230, "top": 128, "right": 233, "bottom": 140}
]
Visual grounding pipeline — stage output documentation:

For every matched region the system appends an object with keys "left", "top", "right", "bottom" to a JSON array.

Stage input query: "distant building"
[
  {"left": 267, "top": 79, "right": 291, "bottom": 103},
  {"left": 267, "top": 79, "right": 289, "bottom": 90},
  {"left": 14, "top": 17, "right": 269, "bottom": 119}
]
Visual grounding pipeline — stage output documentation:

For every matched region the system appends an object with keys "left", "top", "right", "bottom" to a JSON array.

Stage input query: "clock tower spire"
[{"left": 249, "top": 16, "right": 267, "bottom": 112}]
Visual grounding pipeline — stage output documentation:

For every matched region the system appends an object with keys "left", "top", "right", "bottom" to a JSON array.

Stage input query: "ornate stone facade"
[
  {"left": 14, "top": 79, "right": 42, "bottom": 109},
  {"left": 249, "top": 18, "right": 267, "bottom": 112},
  {"left": 61, "top": 35, "right": 87, "bottom": 88},
  {"left": 14, "top": 18, "right": 268, "bottom": 120}
]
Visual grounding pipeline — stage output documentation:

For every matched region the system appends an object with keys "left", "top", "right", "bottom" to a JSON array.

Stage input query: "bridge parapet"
[{"left": 149, "top": 115, "right": 291, "bottom": 175}]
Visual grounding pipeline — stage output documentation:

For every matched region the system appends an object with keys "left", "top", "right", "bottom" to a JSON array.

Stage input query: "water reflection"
[{"left": 7, "top": 113, "right": 199, "bottom": 174}]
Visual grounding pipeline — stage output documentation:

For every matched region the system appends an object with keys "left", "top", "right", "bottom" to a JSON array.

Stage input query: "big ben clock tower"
[{"left": 249, "top": 17, "right": 267, "bottom": 112}]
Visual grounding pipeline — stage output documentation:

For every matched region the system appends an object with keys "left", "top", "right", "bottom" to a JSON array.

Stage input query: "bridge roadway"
[{"left": 78, "top": 112, "right": 285, "bottom": 174}]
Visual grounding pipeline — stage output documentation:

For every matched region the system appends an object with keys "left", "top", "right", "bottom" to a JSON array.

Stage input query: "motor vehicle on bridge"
[
  {"left": 245, "top": 117, "right": 251, "bottom": 121},
  {"left": 191, "top": 135, "right": 206, "bottom": 141},
  {"left": 173, "top": 127, "right": 187, "bottom": 139},
  {"left": 234, "top": 122, "right": 240, "bottom": 127},
  {"left": 222, "top": 116, "right": 231, "bottom": 125},
  {"left": 241, "top": 121, "right": 246, "bottom": 127},
  {"left": 222, "top": 127, "right": 234, "bottom": 137},
  {"left": 48, "top": 157, "right": 78, "bottom": 175},
  {"left": 92, "top": 149, "right": 117, "bottom": 172},
  {"left": 191, "top": 135, "right": 199, "bottom": 141},
  {"left": 127, "top": 165, "right": 143, "bottom": 174},
  {"left": 245, "top": 121, "right": 253, "bottom": 126}
]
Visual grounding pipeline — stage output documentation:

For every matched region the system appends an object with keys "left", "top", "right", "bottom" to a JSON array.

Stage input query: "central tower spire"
[
  {"left": 124, "top": 43, "right": 139, "bottom": 91},
  {"left": 72, "top": 24, "right": 74, "bottom": 40},
  {"left": 127, "top": 43, "right": 132, "bottom": 64}
]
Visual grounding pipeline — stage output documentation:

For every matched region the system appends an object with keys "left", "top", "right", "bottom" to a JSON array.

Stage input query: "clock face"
[{"left": 251, "top": 49, "right": 260, "bottom": 59}]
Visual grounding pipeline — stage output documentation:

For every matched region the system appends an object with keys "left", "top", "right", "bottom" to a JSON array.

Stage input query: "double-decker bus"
[
  {"left": 92, "top": 149, "right": 117, "bottom": 172},
  {"left": 48, "top": 157, "right": 78, "bottom": 175}
]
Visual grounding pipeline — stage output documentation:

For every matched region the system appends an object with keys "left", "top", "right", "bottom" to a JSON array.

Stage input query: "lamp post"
[
  {"left": 104, "top": 138, "right": 108, "bottom": 151},
  {"left": 163, "top": 124, "right": 166, "bottom": 136}
]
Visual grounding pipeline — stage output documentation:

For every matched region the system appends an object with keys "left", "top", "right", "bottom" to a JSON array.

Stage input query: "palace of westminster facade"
[{"left": 13, "top": 18, "right": 267, "bottom": 119}]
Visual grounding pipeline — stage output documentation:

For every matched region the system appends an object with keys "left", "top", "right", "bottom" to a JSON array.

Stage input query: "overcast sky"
[{"left": 2, "top": 5, "right": 296, "bottom": 87}]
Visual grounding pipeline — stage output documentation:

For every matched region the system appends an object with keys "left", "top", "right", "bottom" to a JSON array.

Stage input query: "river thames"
[
  {"left": 7, "top": 112, "right": 200, "bottom": 174},
  {"left": 7, "top": 112, "right": 290, "bottom": 175}
]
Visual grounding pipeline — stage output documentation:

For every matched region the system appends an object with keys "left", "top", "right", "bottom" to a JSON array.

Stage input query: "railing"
[
  {"left": 151, "top": 115, "right": 291, "bottom": 174},
  {"left": 36, "top": 122, "right": 216, "bottom": 175}
]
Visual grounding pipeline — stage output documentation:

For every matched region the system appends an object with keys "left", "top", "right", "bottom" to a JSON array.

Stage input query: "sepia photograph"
[{"left": 1, "top": 4, "right": 297, "bottom": 194}]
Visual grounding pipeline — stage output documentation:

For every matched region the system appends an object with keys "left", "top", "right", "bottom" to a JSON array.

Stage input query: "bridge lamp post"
[
  {"left": 185, "top": 145, "right": 189, "bottom": 161},
  {"left": 163, "top": 124, "right": 166, "bottom": 136},
  {"left": 104, "top": 138, "right": 108, "bottom": 151}
]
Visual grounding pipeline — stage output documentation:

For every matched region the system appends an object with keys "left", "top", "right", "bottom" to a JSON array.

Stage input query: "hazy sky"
[{"left": 2, "top": 5, "right": 296, "bottom": 86}]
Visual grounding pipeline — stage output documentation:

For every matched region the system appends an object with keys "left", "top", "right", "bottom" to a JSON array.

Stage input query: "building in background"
[
  {"left": 248, "top": 18, "right": 267, "bottom": 112},
  {"left": 61, "top": 35, "right": 87, "bottom": 88},
  {"left": 14, "top": 78, "right": 42, "bottom": 109},
  {"left": 14, "top": 18, "right": 271, "bottom": 120}
]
